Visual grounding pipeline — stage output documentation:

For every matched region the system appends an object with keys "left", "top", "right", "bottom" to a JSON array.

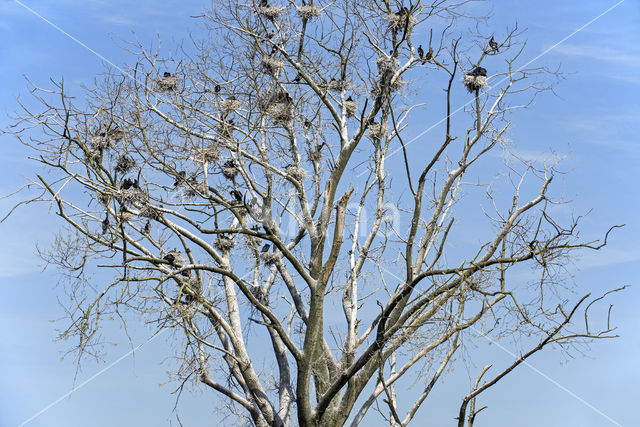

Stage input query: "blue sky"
[{"left": 0, "top": 1, "right": 638, "bottom": 426}]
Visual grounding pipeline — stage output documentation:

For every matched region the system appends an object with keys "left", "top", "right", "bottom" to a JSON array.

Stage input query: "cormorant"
[
  {"left": 102, "top": 216, "right": 109, "bottom": 234},
  {"left": 230, "top": 189, "right": 243, "bottom": 204},
  {"left": 489, "top": 36, "right": 499, "bottom": 52},
  {"left": 143, "top": 220, "right": 151, "bottom": 234},
  {"left": 174, "top": 171, "right": 186, "bottom": 187},
  {"left": 417, "top": 45, "right": 424, "bottom": 61},
  {"left": 163, "top": 248, "right": 185, "bottom": 268},
  {"left": 223, "top": 159, "right": 238, "bottom": 169},
  {"left": 425, "top": 47, "right": 433, "bottom": 61},
  {"left": 471, "top": 66, "right": 487, "bottom": 77},
  {"left": 163, "top": 72, "right": 172, "bottom": 77},
  {"left": 214, "top": 84, "right": 221, "bottom": 93},
  {"left": 304, "top": 118, "right": 312, "bottom": 128},
  {"left": 122, "top": 178, "right": 139, "bottom": 190},
  {"left": 261, "top": 0, "right": 268, "bottom": 6}
]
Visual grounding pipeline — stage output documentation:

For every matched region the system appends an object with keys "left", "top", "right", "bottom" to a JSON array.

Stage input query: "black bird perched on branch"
[
  {"left": 214, "top": 84, "right": 221, "bottom": 93},
  {"left": 122, "top": 178, "right": 138, "bottom": 190},
  {"left": 223, "top": 159, "right": 238, "bottom": 169},
  {"left": 470, "top": 66, "right": 487, "bottom": 77},
  {"left": 174, "top": 171, "right": 186, "bottom": 187},
  {"left": 102, "top": 216, "right": 109, "bottom": 234},
  {"left": 489, "top": 36, "right": 499, "bottom": 52},
  {"left": 163, "top": 248, "right": 185, "bottom": 268},
  {"left": 417, "top": 45, "right": 424, "bottom": 61},
  {"left": 143, "top": 220, "right": 150, "bottom": 234},
  {"left": 163, "top": 72, "right": 172, "bottom": 77},
  {"left": 425, "top": 47, "right": 433, "bottom": 61},
  {"left": 261, "top": 244, "right": 270, "bottom": 253},
  {"left": 304, "top": 118, "right": 312, "bottom": 128},
  {"left": 261, "top": 0, "right": 268, "bottom": 6},
  {"left": 230, "top": 189, "right": 243, "bottom": 204}
]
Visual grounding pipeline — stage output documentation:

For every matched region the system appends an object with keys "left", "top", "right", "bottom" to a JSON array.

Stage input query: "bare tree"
[{"left": 4, "top": 1, "right": 625, "bottom": 426}]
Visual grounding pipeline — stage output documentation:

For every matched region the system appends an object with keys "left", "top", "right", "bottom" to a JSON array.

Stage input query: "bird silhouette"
[
  {"left": 261, "top": 0, "right": 268, "bottom": 6},
  {"left": 471, "top": 66, "right": 487, "bottom": 77},
  {"left": 163, "top": 72, "right": 172, "bottom": 77},
  {"left": 122, "top": 178, "right": 139, "bottom": 190},
  {"left": 163, "top": 249, "right": 185, "bottom": 268},
  {"left": 425, "top": 47, "right": 433, "bottom": 61},
  {"left": 174, "top": 171, "right": 186, "bottom": 187},
  {"left": 261, "top": 244, "right": 270, "bottom": 253},
  {"left": 417, "top": 45, "right": 424, "bottom": 61},
  {"left": 230, "top": 189, "right": 243, "bottom": 204},
  {"left": 143, "top": 220, "right": 151, "bottom": 234},
  {"left": 163, "top": 251, "right": 175, "bottom": 265},
  {"left": 304, "top": 118, "right": 312, "bottom": 128},
  {"left": 223, "top": 159, "right": 238, "bottom": 169},
  {"left": 489, "top": 36, "right": 499, "bottom": 52},
  {"left": 214, "top": 84, "right": 221, "bottom": 93},
  {"left": 102, "top": 216, "right": 109, "bottom": 234}
]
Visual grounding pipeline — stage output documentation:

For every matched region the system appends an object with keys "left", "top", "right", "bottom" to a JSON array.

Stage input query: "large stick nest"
[
  {"left": 296, "top": 5, "right": 321, "bottom": 19},
  {"left": 214, "top": 236, "right": 236, "bottom": 251},
  {"left": 256, "top": 5, "right": 283, "bottom": 19},
  {"left": 463, "top": 74, "right": 488, "bottom": 92},
  {"left": 221, "top": 97, "right": 242, "bottom": 112},
  {"left": 344, "top": 99, "right": 358, "bottom": 118},
  {"left": 261, "top": 55, "right": 284, "bottom": 76},
  {"left": 157, "top": 75, "right": 179, "bottom": 91}
]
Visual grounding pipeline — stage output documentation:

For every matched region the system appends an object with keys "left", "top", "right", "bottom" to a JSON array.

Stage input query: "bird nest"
[
  {"left": 221, "top": 97, "right": 242, "bottom": 111},
  {"left": 285, "top": 164, "right": 306, "bottom": 181},
  {"left": 183, "top": 181, "right": 209, "bottom": 198},
  {"left": 384, "top": 12, "right": 416, "bottom": 32},
  {"left": 250, "top": 285, "right": 270, "bottom": 305},
  {"left": 164, "top": 250, "right": 185, "bottom": 268},
  {"left": 463, "top": 74, "right": 488, "bottom": 92},
  {"left": 256, "top": 5, "right": 283, "bottom": 19},
  {"left": 106, "top": 128, "right": 125, "bottom": 141},
  {"left": 307, "top": 148, "right": 323, "bottom": 163},
  {"left": 266, "top": 103, "right": 294, "bottom": 124},
  {"left": 200, "top": 144, "right": 221, "bottom": 162},
  {"left": 260, "top": 251, "right": 279, "bottom": 266},
  {"left": 115, "top": 155, "right": 136, "bottom": 173},
  {"left": 89, "top": 135, "right": 114, "bottom": 151},
  {"left": 344, "top": 99, "right": 358, "bottom": 118},
  {"left": 368, "top": 122, "right": 388, "bottom": 140},
  {"left": 376, "top": 55, "right": 399, "bottom": 75},
  {"left": 214, "top": 236, "right": 236, "bottom": 251},
  {"left": 138, "top": 204, "right": 162, "bottom": 220},
  {"left": 121, "top": 187, "right": 147, "bottom": 204},
  {"left": 157, "top": 75, "right": 179, "bottom": 91},
  {"left": 222, "top": 166, "right": 239, "bottom": 180},
  {"left": 296, "top": 5, "right": 321, "bottom": 19},
  {"left": 261, "top": 55, "right": 284, "bottom": 76},
  {"left": 371, "top": 76, "right": 405, "bottom": 97},
  {"left": 85, "top": 147, "right": 103, "bottom": 165},
  {"left": 96, "top": 191, "right": 113, "bottom": 206},
  {"left": 322, "top": 79, "right": 350, "bottom": 92}
]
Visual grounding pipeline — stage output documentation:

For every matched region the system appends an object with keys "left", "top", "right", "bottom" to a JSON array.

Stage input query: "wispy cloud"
[{"left": 552, "top": 43, "right": 640, "bottom": 67}]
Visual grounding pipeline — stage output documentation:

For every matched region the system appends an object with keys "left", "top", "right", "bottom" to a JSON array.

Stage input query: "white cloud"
[{"left": 552, "top": 43, "right": 640, "bottom": 67}]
